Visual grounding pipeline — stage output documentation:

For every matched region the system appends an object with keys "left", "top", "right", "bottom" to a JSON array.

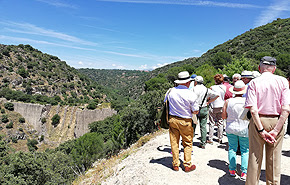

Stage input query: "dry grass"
[{"left": 72, "top": 129, "right": 167, "bottom": 185}]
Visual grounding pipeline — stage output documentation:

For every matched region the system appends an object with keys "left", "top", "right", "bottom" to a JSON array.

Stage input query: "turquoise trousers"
[{"left": 227, "top": 133, "right": 249, "bottom": 173}]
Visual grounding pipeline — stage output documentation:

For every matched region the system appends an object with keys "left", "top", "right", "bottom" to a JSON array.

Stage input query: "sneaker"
[
  {"left": 229, "top": 170, "right": 236, "bottom": 177},
  {"left": 284, "top": 134, "right": 290, "bottom": 139},
  {"left": 241, "top": 172, "right": 247, "bottom": 180}
]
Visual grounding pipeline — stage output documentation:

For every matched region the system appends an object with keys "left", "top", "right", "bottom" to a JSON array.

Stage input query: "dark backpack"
[{"left": 160, "top": 99, "right": 170, "bottom": 129}]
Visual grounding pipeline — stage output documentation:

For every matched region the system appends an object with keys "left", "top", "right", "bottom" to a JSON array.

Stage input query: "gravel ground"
[{"left": 101, "top": 123, "right": 290, "bottom": 185}]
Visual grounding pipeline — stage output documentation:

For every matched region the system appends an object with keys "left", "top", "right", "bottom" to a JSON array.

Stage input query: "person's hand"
[
  {"left": 192, "top": 110, "right": 199, "bottom": 114},
  {"left": 268, "top": 128, "right": 279, "bottom": 139},
  {"left": 259, "top": 130, "right": 276, "bottom": 144}
]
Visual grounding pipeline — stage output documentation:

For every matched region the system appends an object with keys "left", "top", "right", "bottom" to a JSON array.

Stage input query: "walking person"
[
  {"left": 222, "top": 80, "right": 249, "bottom": 180},
  {"left": 245, "top": 56, "right": 290, "bottom": 185},
  {"left": 191, "top": 76, "right": 219, "bottom": 149},
  {"left": 164, "top": 71, "right": 199, "bottom": 172},
  {"left": 207, "top": 74, "right": 226, "bottom": 144},
  {"left": 284, "top": 76, "right": 290, "bottom": 139}
]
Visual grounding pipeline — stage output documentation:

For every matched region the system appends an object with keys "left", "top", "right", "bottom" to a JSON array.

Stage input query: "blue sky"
[{"left": 0, "top": 0, "right": 289, "bottom": 70}]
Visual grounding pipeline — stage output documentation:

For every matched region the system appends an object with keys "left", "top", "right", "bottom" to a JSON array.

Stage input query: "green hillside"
[
  {"left": 0, "top": 44, "right": 112, "bottom": 107},
  {"left": 156, "top": 18, "right": 289, "bottom": 77},
  {"left": 78, "top": 68, "right": 149, "bottom": 99}
]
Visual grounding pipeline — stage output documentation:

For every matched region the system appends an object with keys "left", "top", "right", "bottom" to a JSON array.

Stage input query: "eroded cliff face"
[{"left": 12, "top": 102, "right": 117, "bottom": 146}]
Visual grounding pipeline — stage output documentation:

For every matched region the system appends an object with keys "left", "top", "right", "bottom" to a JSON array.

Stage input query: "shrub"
[
  {"left": 11, "top": 137, "right": 18, "bottom": 143},
  {"left": 19, "top": 117, "right": 25, "bottom": 123},
  {"left": 27, "top": 139, "right": 38, "bottom": 152},
  {"left": 51, "top": 114, "right": 60, "bottom": 127},
  {"left": 1, "top": 115, "right": 9, "bottom": 123},
  {"left": 87, "top": 102, "right": 96, "bottom": 110},
  {"left": 4, "top": 102, "right": 14, "bottom": 111},
  {"left": 39, "top": 135, "right": 44, "bottom": 142},
  {"left": 6, "top": 121, "right": 13, "bottom": 129},
  {"left": 41, "top": 117, "right": 46, "bottom": 124}
]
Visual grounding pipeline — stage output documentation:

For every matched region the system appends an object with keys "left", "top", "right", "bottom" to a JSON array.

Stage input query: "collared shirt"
[
  {"left": 164, "top": 85, "right": 199, "bottom": 119},
  {"left": 223, "top": 82, "right": 233, "bottom": 100},
  {"left": 192, "top": 84, "right": 219, "bottom": 108},
  {"left": 245, "top": 72, "right": 290, "bottom": 115}
]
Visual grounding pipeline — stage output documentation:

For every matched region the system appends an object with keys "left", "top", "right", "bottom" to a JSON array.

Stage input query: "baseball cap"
[{"left": 260, "top": 56, "right": 276, "bottom": 66}]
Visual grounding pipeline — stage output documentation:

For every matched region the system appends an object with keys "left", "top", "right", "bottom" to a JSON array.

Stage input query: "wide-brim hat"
[
  {"left": 174, "top": 71, "right": 191, "bottom": 84},
  {"left": 241, "top": 70, "right": 254, "bottom": 79},
  {"left": 229, "top": 80, "right": 247, "bottom": 94}
]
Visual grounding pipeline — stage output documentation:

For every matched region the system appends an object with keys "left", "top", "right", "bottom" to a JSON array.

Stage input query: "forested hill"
[
  {"left": 0, "top": 44, "right": 113, "bottom": 107},
  {"left": 153, "top": 18, "right": 289, "bottom": 77},
  {"left": 78, "top": 69, "right": 149, "bottom": 99}
]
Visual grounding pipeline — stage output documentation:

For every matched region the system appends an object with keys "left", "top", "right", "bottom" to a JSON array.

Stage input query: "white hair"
[
  {"left": 259, "top": 63, "right": 276, "bottom": 72},
  {"left": 232, "top": 73, "right": 241, "bottom": 79}
]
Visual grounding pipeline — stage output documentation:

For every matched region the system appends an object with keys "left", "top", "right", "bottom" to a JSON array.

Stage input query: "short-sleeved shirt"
[
  {"left": 245, "top": 72, "right": 290, "bottom": 115},
  {"left": 210, "top": 84, "right": 226, "bottom": 108},
  {"left": 164, "top": 85, "right": 199, "bottom": 119},
  {"left": 192, "top": 84, "right": 219, "bottom": 108}
]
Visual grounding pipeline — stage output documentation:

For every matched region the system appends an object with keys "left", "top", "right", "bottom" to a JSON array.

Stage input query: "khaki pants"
[
  {"left": 208, "top": 107, "right": 224, "bottom": 141},
  {"left": 246, "top": 117, "right": 284, "bottom": 185},
  {"left": 169, "top": 115, "right": 194, "bottom": 167}
]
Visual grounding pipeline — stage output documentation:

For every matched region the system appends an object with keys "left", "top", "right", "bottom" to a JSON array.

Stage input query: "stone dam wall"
[{"left": 12, "top": 102, "right": 117, "bottom": 145}]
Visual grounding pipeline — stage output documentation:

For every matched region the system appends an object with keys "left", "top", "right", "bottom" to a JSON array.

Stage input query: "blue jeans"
[{"left": 227, "top": 133, "right": 249, "bottom": 173}]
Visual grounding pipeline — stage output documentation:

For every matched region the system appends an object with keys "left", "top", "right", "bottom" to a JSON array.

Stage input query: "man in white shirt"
[
  {"left": 191, "top": 76, "right": 219, "bottom": 149},
  {"left": 165, "top": 71, "right": 199, "bottom": 172}
]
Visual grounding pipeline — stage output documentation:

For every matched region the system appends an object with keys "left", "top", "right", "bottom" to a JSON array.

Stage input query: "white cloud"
[
  {"left": 78, "top": 61, "right": 84, "bottom": 65},
  {"left": 254, "top": 0, "right": 290, "bottom": 27},
  {"left": 96, "top": 0, "right": 262, "bottom": 9},
  {"left": 139, "top": 64, "right": 148, "bottom": 69},
  {"left": 35, "top": 0, "right": 77, "bottom": 9},
  {"left": 152, "top": 63, "right": 170, "bottom": 70},
  {"left": 0, "top": 21, "right": 97, "bottom": 46}
]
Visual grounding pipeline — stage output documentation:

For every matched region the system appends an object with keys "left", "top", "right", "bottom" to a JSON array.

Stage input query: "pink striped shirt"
[{"left": 245, "top": 72, "right": 290, "bottom": 115}]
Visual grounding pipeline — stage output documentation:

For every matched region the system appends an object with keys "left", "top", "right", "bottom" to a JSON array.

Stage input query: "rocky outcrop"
[{"left": 12, "top": 102, "right": 117, "bottom": 145}]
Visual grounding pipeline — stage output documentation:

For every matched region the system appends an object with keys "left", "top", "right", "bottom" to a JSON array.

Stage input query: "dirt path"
[{"left": 101, "top": 124, "right": 290, "bottom": 185}]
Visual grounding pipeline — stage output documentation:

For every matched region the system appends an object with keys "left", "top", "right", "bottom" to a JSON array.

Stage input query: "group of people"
[{"left": 164, "top": 56, "right": 290, "bottom": 185}]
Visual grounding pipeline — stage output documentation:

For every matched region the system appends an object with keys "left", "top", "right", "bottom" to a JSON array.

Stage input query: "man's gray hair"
[
  {"left": 232, "top": 73, "right": 241, "bottom": 79},
  {"left": 259, "top": 63, "right": 276, "bottom": 71}
]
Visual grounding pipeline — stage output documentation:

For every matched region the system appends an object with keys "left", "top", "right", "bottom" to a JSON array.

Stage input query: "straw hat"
[
  {"left": 174, "top": 71, "right": 191, "bottom": 84},
  {"left": 229, "top": 80, "right": 247, "bottom": 94}
]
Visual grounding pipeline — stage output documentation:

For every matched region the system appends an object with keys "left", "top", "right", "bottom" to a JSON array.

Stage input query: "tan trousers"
[
  {"left": 246, "top": 117, "right": 285, "bottom": 185},
  {"left": 169, "top": 115, "right": 194, "bottom": 167}
]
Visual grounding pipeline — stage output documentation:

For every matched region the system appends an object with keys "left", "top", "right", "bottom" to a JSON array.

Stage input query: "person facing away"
[
  {"left": 245, "top": 56, "right": 290, "bottom": 185},
  {"left": 285, "top": 76, "right": 290, "bottom": 139},
  {"left": 222, "top": 80, "right": 249, "bottom": 180},
  {"left": 223, "top": 74, "right": 233, "bottom": 100},
  {"left": 164, "top": 71, "right": 199, "bottom": 172},
  {"left": 191, "top": 76, "right": 219, "bottom": 149},
  {"left": 208, "top": 74, "right": 226, "bottom": 144}
]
